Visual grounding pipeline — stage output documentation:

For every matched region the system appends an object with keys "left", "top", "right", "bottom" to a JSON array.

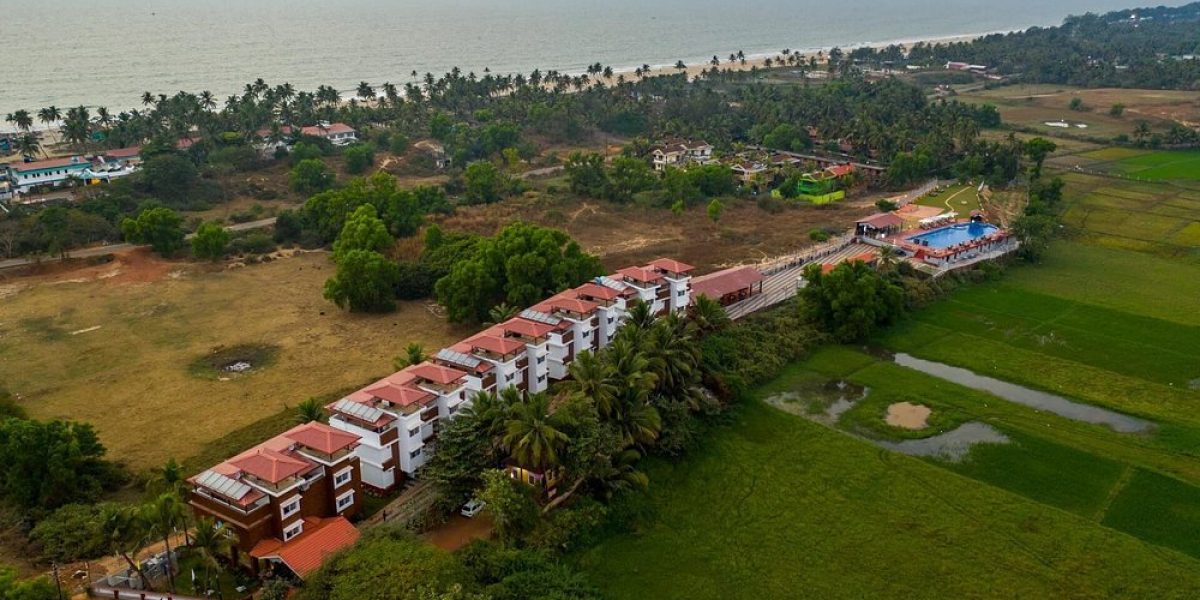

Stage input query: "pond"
[
  {"left": 879, "top": 422, "right": 1010, "bottom": 462},
  {"left": 763, "top": 379, "right": 868, "bottom": 426},
  {"left": 892, "top": 353, "right": 1154, "bottom": 434}
]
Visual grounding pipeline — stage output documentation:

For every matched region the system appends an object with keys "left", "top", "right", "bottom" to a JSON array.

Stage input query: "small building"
[
  {"left": 253, "top": 126, "right": 296, "bottom": 156},
  {"left": 650, "top": 139, "right": 714, "bottom": 171},
  {"left": 4, "top": 156, "right": 91, "bottom": 193},
  {"left": 731, "top": 161, "right": 769, "bottom": 186},
  {"left": 856, "top": 212, "right": 904, "bottom": 237},
  {"left": 300, "top": 122, "right": 358, "bottom": 146},
  {"left": 691, "top": 266, "right": 764, "bottom": 306}
]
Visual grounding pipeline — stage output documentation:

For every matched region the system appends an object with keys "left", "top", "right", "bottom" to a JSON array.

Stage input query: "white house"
[{"left": 300, "top": 122, "right": 357, "bottom": 146}]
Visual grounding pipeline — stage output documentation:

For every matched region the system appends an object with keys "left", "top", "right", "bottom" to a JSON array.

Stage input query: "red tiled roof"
[
  {"left": 826, "top": 164, "right": 855, "bottom": 177},
  {"left": 691, "top": 266, "right": 763, "bottom": 299},
  {"left": 545, "top": 295, "right": 599, "bottom": 315},
  {"left": 281, "top": 422, "right": 359, "bottom": 455},
  {"left": 104, "top": 146, "right": 141, "bottom": 159},
  {"left": 364, "top": 381, "right": 433, "bottom": 407},
  {"left": 254, "top": 125, "right": 294, "bottom": 139},
  {"left": 502, "top": 318, "right": 556, "bottom": 338},
  {"left": 301, "top": 123, "right": 355, "bottom": 137},
  {"left": 407, "top": 362, "right": 467, "bottom": 386},
  {"left": 648, "top": 258, "right": 695, "bottom": 274},
  {"left": 176, "top": 137, "right": 199, "bottom": 149},
  {"left": 573, "top": 282, "right": 621, "bottom": 302},
  {"left": 857, "top": 213, "right": 903, "bottom": 229},
  {"left": 251, "top": 516, "right": 359, "bottom": 579},
  {"left": 466, "top": 334, "right": 528, "bottom": 356},
  {"left": 229, "top": 448, "right": 311, "bottom": 484},
  {"left": 615, "top": 266, "right": 664, "bottom": 284}
]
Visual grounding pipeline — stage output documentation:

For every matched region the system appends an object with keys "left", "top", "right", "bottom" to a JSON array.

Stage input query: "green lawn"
[
  {"left": 576, "top": 402, "right": 1200, "bottom": 599},
  {"left": 915, "top": 184, "right": 980, "bottom": 213},
  {"left": 1103, "top": 469, "right": 1200, "bottom": 558}
]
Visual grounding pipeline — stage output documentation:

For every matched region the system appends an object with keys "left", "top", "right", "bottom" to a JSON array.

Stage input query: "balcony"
[{"left": 420, "top": 407, "right": 439, "bottom": 422}]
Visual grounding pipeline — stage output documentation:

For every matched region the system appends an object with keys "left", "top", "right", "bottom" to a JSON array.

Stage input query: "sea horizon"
[{"left": 1, "top": 0, "right": 1189, "bottom": 121}]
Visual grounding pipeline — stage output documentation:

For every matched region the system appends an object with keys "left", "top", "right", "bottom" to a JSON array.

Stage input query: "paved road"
[
  {"left": 0, "top": 217, "right": 277, "bottom": 271},
  {"left": 726, "top": 242, "right": 863, "bottom": 320}
]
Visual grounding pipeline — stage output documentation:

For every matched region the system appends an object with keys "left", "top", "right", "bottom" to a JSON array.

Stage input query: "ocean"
[{"left": 0, "top": 0, "right": 1184, "bottom": 118}]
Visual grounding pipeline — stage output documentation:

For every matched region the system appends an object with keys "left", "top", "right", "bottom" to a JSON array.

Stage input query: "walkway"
[
  {"left": 725, "top": 241, "right": 864, "bottom": 320},
  {"left": 0, "top": 217, "right": 277, "bottom": 271}
]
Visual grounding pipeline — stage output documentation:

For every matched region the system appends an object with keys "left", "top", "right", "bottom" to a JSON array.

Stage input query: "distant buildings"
[
  {"left": 300, "top": 122, "right": 358, "bottom": 146},
  {"left": 650, "top": 139, "right": 714, "bottom": 171}
]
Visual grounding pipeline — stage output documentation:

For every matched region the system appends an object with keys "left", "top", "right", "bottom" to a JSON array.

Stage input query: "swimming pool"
[{"left": 908, "top": 223, "right": 998, "bottom": 249}]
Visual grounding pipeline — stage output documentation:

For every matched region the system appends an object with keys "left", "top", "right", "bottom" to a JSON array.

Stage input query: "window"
[
  {"left": 608, "top": 317, "right": 615, "bottom": 324},
  {"left": 280, "top": 497, "right": 300, "bottom": 519},
  {"left": 283, "top": 520, "right": 304, "bottom": 541},
  {"left": 409, "top": 449, "right": 421, "bottom": 459},
  {"left": 536, "top": 356, "right": 545, "bottom": 364},
  {"left": 538, "top": 374, "right": 546, "bottom": 382},
  {"left": 336, "top": 490, "right": 355, "bottom": 512},
  {"left": 334, "top": 467, "right": 352, "bottom": 488},
  {"left": 408, "top": 426, "right": 420, "bottom": 437}
]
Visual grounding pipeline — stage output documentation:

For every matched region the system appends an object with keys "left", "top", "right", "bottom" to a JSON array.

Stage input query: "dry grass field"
[
  {"left": 957, "top": 84, "right": 1200, "bottom": 140},
  {"left": 0, "top": 249, "right": 470, "bottom": 471},
  {"left": 432, "top": 186, "right": 880, "bottom": 271}
]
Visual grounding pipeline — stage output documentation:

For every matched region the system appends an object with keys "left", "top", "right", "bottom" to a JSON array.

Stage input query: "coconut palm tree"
[
  {"left": 191, "top": 517, "right": 235, "bottom": 599},
  {"left": 486, "top": 302, "right": 520, "bottom": 325},
  {"left": 144, "top": 493, "right": 184, "bottom": 593},
  {"left": 562, "top": 351, "right": 618, "bottom": 417},
  {"left": 689, "top": 294, "right": 730, "bottom": 334},
  {"left": 502, "top": 392, "right": 571, "bottom": 472},
  {"left": 295, "top": 397, "right": 326, "bottom": 424},
  {"left": 147, "top": 457, "right": 185, "bottom": 495},
  {"left": 37, "top": 106, "right": 61, "bottom": 128},
  {"left": 16, "top": 133, "right": 40, "bottom": 157},
  {"left": 199, "top": 91, "right": 217, "bottom": 111},
  {"left": 877, "top": 244, "right": 900, "bottom": 272},
  {"left": 393, "top": 342, "right": 426, "bottom": 370},
  {"left": 100, "top": 505, "right": 153, "bottom": 591},
  {"left": 356, "top": 81, "right": 375, "bottom": 104},
  {"left": 590, "top": 448, "right": 649, "bottom": 499}
]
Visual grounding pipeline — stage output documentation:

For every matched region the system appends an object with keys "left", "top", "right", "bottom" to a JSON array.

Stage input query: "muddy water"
[
  {"left": 879, "top": 422, "right": 1010, "bottom": 462},
  {"left": 763, "top": 380, "right": 867, "bottom": 426},
  {"left": 892, "top": 353, "right": 1154, "bottom": 434}
]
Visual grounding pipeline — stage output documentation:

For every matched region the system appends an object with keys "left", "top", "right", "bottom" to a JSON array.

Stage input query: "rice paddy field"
[
  {"left": 579, "top": 152, "right": 1200, "bottom": 596},
  {"left": 1050, "top": 169, "right": 1200, "bottom": 260}
]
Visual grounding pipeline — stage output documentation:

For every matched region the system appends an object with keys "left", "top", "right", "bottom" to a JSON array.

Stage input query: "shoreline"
[{"left": 0, "top": 29, "right": 1007, "bottom": 134}]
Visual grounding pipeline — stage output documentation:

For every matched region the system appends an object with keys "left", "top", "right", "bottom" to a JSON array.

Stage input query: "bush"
[
  {"left": 290, "top": 159, "right": 334, "bottom": 194},
  {"left": 343, "top": 144, "right": 375, "bottom": 175},
  {"left": 209, "top": 145, "right": 263, "bottom": 172},
  {"left": 229, "top": 232, "right": 277, "bottom": 255},
  {"left": 808, "top": 228, "right": 830, "bottom": 242},
  {"left": 29, "top": 503, "right": 115, "bottom": 562}
]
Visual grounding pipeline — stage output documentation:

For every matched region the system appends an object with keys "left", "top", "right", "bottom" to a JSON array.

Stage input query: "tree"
[
  {"left": 1068, "top": 97, "right": 1085, "bottom": 111},
  {"left": 562, "top": 351, "right": 617, "bottom": 418},
  {"left": 332, "top": 204, "right": 393, "bottom": 261},
  {"left": 190, "top": 517, "right": 235, "bottom": 599},
  {"left": 144, "top": 493, "right": 184, "bottom": 593},
  {"left": 423, "top": 399, "right": 501, "bottom": 507},
  {"left": 139, "top": 154, "right": 200, "bottom": 202},
  {"left": 477, "top": 470, "right": 539, "bottom": 546},
  {"left": 323, "top": 249, "right": 400, "bottom": 313},
  {"left": 463, "top": 161, "right": 507, "bottom": 205},
  {"left": 0, "top": 418, "right": 120, "bottom": 510},
  {"left": 121, "top": 207, "right": 185, "bottom": 257},
  {"left": 393, "top": 342, "right": 427, "bottom": 370},
  {"left": 191, "top": 221, "right": 230, "bottom": 261},
  {"left": 564, "top": 152, "right": 607, "bottom": 198},
  {"left": 146, "top": 458, "right": 186, "bottom": 496},
  {"left": 801, "top": 260, "right": 904, "bottom": 342},
  {"left": 99, "top": 505, "right": 152, "bottom": 591},
  {"left": 689, "top": 294, "right": 731, "bottom": 335},
  {"left": 502, "top": 392, "right": 572, "bottom": 472},
  {"left": 706, "top": 198, "right": 725, "bottom": 224},
  {"left": 301, "top": 527, "right": 471, "bottom": 600},
  {"left": 343, "top": 144, "right": 374, "bottom": 175},
  {"left": 0, "top": 567, "right": 57, "bottom": 600},
  {"left": 1109, "top": 103, "right": 1126, "bottom": 117},
  {"left": 29, "top": 502, "right": 115, "bottom": 563},
  {"left": 604, "top": 156, "right": 655, "bottom": 203},
  {"left": 290, "top": 158, "right": 334, "bottom": 194},
  {"left": 1023, "top": 137, "right": 1057, "bottom": 179},
  {"left": 296, "top": 397, "right": 326, "bottom": 424},
  {"left": 875, "top": 199, "right": 898, "bottom": 212}
]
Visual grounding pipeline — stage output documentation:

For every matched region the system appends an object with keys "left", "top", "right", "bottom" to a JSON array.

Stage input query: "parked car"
[{"left": 460, "top": 498, "right": 486, "bottom": 518}]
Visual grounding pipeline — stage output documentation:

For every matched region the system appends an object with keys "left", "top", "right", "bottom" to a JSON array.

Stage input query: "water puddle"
[
  {"left": 891, "top": 353, "right": 1153, "bottom": 434},
  {"left": 879, "top": 422, "right": 1010, "bottom": 462},
  {"left": 764, "top": 380, "right": 867, "bottom": 426}
]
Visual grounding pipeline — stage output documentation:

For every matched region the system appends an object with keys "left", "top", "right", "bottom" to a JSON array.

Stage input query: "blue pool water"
[{"left": 908, "top": 223, "right": 998, "bottom": 249}]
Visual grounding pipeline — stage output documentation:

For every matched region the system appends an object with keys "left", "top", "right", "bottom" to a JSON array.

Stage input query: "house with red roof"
[
  {"left": 3, "top": 156, "right": 91, "bottom": 193},
  {"left": 650, "top": 139, "right": 714, "bottom": 171},
  {"left": 300, "top": 122, "right": 357, "bottom": 146},
  {"left": 187, "top": 422, "right": 363, "bottom": 577}
]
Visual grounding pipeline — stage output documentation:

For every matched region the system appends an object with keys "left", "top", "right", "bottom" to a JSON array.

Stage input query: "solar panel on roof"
[
  {"left": 332, "top": 398, "right": 386, "bottom": 423},
  {"left": 520, "top": 309, "right": 560, "bottom": 325},
  {"left": 596, "top": 276, "right": 627, "bottom": 291},
  {"left": 197, "top": 469, "right": 252, "bottom": 500},
  {"left": 436, "top": 348, "right": 482, "bottom": 369}
]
